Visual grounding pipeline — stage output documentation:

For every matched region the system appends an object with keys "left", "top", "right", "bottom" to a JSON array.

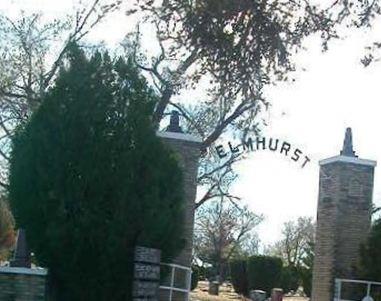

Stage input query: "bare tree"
[
  {"left": 267, "top": 216, "right": 315, "bottom": 268},
  {"left": 0, "top": 198, "right": 15, "bottom": 261},
  {"left": 126, "top": 0, "right": 349, "bottom": 135},
  {"left": 0, "top": 1, "right": 121, "bottom": 188},
  {"left": 122, "top": 0, "right": 352, "bottom": 207},
  {"left": 339, "top": 0, "right": 381, "bottom": 66},
  {"left": 194, "top": 198, "right": 263, "bottom": 281}
]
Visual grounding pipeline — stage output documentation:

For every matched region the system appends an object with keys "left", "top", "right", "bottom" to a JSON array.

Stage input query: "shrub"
[
  {"left": 9, "top": 45, "right": 185, "bottom": 301},
  {"left": 299, "top": 266, "right": 312, "bottom": 297},
  {"left": 229, "top": 259, "right": 249, "bottom": 295},
  {"left": 247, "top": 255, "right": 283, "bottom": 296},
  {"left": 359, "top": 219, "right": 381, "bottom": 281},
  {"left": 280, "top": 265, "right": 299, "bottom": 294},
  {"left": 191, "top": 266, "right": 199, "bottom": 291},
  {"left": 196, "top": 265, "right": 208, "bottom": 281}
]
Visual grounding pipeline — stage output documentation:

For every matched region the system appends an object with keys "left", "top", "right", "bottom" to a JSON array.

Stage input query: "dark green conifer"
[{"left": 9, "top": 44, "right": 185, "bottom": 301}]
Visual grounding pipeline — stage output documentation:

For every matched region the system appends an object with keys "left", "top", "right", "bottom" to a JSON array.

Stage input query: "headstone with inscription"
[
  {"left": 133, "top": 246, "right": 161, "bottom": 301},
  {"left": 249, "top": 290, "right": 267, "bottom": 301},
  {"left": 208, "top": 281, "right": 219, "bottom": 296},
  {"left": 271, "top": 288, "right": 283, "bottom": 301}
]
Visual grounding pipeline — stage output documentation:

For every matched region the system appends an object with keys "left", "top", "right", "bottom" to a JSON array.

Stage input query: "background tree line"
[{"left": 192, "top": 209, "right": 315, "bottom": 297}]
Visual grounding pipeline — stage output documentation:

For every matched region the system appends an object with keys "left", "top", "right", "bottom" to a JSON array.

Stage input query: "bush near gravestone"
[
  {"left": 229, "top": 257, "right": 287, "bottom": 297},
  {"left": 359, "top": 219, "right": 381, "bottom": 282},
  {"left": 299, "top": 266, "right": 312, "bottom": 297},
  {"left": 280, "top": 265, "right": 300, "bottom": 294},
  {"left": 9, "top": 44, "right": 186, "bottom": 301},
  {"left": 229, "top": 259, "right": 249, "bottom": 295},
  {"left": 355, "top": 219, "right": 381, "bottom": 301},
  {"left": 191, "top": 266, "right": 199, "bottom": 291},
  {"left": 247, "top": 256, "right": 283, "bottom": 296},
  {"left": 196, "top": 265, "right": 208, "bottom": 280}
]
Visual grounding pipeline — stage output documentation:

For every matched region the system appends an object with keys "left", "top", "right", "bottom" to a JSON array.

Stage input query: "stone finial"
[
  {"left": 340, "top": 127, "right": 357, "bottom": 157},
  {"left": 166, "top": 111, "right": 183, "bottom": 133},
  {"left": 10, "top": 229, "right": 31, "bottom": 268}
]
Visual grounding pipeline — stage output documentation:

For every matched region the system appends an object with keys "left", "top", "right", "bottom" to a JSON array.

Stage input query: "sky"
[
  {"left": 233, "top": 31, "right": 381, "bottom": 247},
  {"left": 2, "top": 0, "right": 381, "bottom": 247}
]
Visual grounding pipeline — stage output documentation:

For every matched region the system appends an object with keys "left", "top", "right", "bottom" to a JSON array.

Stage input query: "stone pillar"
[
  {"left": 157, "top": 111, "right": 201, "bottom": 301},
  {"left": 311, "top": 128, "right": 376, "bottom": 301},
  {"left": 157, "top": 112, "right": 201, "bottom": 267},
  {"left": 271, "top": 288, "right": 283, "bottom": 301}
]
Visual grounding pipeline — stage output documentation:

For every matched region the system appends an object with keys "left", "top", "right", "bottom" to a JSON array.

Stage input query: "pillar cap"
[
  {"left": 319, "top": 155, "right": 377, "bottom": 167},
  {"left": 0, "top": 266, "right": 47, "bottom": 276},
  {"left": 157, "top": 131, "right": 202, "bottom": 144}
]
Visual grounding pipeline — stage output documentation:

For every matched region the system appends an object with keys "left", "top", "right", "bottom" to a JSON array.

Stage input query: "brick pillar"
[
  {"left": 157, "top": 112, "right": 201, "bottom": 301},
  {"left": 157, "top": 130, "right": 201, "bottom": 267},
  {"left": 311, "top": 128, "right": 376, "bottom": 301}
]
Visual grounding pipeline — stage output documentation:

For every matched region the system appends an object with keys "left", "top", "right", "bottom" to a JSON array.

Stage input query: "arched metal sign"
[{"left": 215, "top": 136, "right": 311, "bottom": 168}]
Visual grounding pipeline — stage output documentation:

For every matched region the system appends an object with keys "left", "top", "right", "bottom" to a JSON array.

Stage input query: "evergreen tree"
[
  {"left": 9, "top": 44, "right": 185, "bottom": 300},
  {"left": 359, "top": 220, "right": 381, "bottom": 281}
]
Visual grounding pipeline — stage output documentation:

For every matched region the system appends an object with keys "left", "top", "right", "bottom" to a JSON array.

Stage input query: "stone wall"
[
  {"left": 311, "top": 158, "right": 375, "bottom": 301},
  {"left": 0, "top": 267, "right": 47, "bottom": 301}
]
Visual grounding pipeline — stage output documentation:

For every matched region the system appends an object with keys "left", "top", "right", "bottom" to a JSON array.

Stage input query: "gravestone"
[
  {"left": 208, "top": 281, "right": 219, "bottom": 295},
  {"left": 249, "top": 289, "right": 267, "bottom": 301},
  {"left": 311, "top": 128, "right": 376, "bottom": 301},
  {"left": 271, "top": 288, "right": 283, "bottom": 301}
]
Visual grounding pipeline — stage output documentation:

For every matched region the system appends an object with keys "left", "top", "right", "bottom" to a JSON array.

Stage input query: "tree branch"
[
  {"left": 152, "top": 49, "right": 199, "bottom": 126},
  {"left": 202, "top": 100, "right": 260, "bottom": 149},
  {"left": 43, "top": 0, "right": 109, "bottom": 89}
]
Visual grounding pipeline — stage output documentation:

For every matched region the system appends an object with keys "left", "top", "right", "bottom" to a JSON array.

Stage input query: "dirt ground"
[{"left": 190, "top": 281, "right": 309, "bottom": 301}]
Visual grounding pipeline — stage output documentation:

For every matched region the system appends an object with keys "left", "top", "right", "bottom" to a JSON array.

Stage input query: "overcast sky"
[
  {"left": 234, "top": 30, "right": 381, "bottom": 247},
  {"left": 2, "top": 0, "right": 381, "bottom": 248}
]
